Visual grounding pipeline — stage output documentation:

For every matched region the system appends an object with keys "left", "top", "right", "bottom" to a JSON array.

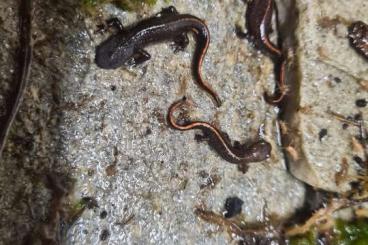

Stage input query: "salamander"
[
  {"left": 239, "top": 0, "right": 282, "bottom": 59},
  {"left": 95, "top": 6, "right": 222, "bottom": 107},
  {"left": 237, "top": 0, "right": 286, "bottom": 105},
  {"left": 168, "top": 97, "right": 272, "bottom": 172}
]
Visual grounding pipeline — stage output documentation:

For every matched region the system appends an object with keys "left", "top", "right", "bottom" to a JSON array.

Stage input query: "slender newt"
[
  {"left": 238, "top": 0, "right": 287, "bottom": 104},
  {"left": 167, "top": 97, "right": 271, "bottom": 172},
  {"left": 95, "top": 6, "right": 222, "bottom": 107},
  {"left": 244, "top": 0, "right": 282, "bottom": 58}
]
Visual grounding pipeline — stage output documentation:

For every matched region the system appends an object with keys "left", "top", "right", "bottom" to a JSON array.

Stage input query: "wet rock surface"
[
  {"left": 0, "top": 0, "right": 311, "bottom": 243},
  {"left": 283, "top": 0, "right": 368, "bottom": 192},
  {"left": 0, "top": 0, "right": 90, "bottom": 243}
]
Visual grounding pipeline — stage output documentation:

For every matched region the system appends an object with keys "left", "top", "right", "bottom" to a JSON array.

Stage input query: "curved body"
[
  {"left": 244, "top": 0, "right": 286, "bottom": 104},
  {"left": 95, "top": 7, "right": 221, "bottom": 106},
  {"left": 168, "top": 98, "right": 271, "bottom": 172},
  {"left": 95, "top": 14, "right": 209, "bottom": 69},
  {"left": 246, "top": 0, "right": 281, "bottom": 58}
]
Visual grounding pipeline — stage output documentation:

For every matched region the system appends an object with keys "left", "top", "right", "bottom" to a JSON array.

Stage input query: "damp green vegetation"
[
  {"left": 289, "top": 230, "right": 316, "bottom": 245},
  {"left": 81, "top": 0, "right": 161, "bottom": 12},
  {"left": 67, "top": 198, "right": 89, "bottom": 224},
  {"left": 288, "top": 219, "right": 368, "bottom": 245},
  {"left": 113, "top": 0, "right": 157, "bottom": 11},
  {"left": 334, "top": 219, "right": 368, "bottom": 245}
]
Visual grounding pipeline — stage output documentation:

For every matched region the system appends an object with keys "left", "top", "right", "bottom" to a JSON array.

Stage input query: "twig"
[
  {"left": 285, "top": 197, "right": 368, "bottom": 236},
  {"left": 327, "top": 110, "right": 360, "bottom": 127},
  {"left": 194, "top": 207, "right": 269, "bottom": 238}
]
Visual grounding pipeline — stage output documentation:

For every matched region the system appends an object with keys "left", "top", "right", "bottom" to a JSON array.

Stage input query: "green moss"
[
  {"left": 82, "top": 0, "right": 99, "bottom": 6},
  {"left": 289, "top": 231, "right": 317, "bottom": 245},
  {"left": 288, "top": 219, "right": 368, "bottom": 245},
  {"left": 80, "top": 0, "right": 102, "bottom": 14},
  {"left": 66, "top": 198, "right": 92, "bottom": 225},
  {"left": 334, "top": 219, "right": 368, "bottom": 245},
  {"left": 115, "top": 0, "right": 158, "bottom": 11},
  {"left": 71, "top": 199, "right": 86, "bottom": 213}
]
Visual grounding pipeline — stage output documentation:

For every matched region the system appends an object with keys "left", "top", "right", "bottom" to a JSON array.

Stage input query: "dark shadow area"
[{"left": 0, "top": 0, "right": 91, "bottom": 243}]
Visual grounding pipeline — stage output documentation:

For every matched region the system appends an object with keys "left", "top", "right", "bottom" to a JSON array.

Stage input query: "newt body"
[
  {"left": 168, "top": 98, "right": 271, "bottom": 172},
  {"left": 95, "top": 6, "right": 221, "bottom": 106}
]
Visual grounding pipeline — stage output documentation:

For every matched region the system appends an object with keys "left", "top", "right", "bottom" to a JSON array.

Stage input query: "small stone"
[
  {"left": 353, "top": 156, "right": 366, "bottom": 168},
  {"left": 81, "top": 197, "right": 99, "bottom": 209},
  {"left": 100, "top": 229, "right": 110, "bottom": 241},
  {"left": 354, "top": 113, "right": 363, "bottom": 121},
  {"left": 319, "top": 129, "right": 328, "bottom": 141},
  {"left": 333, "top": 77, "right": 342, "bottom": 83},
  {"left": 224, "top": 196, "right": 244, "bottom": 218},
  {"left": 355, "top": 99, "right": 367, "bottom": 107},
  {"left": 145, "top": 128, "right": 152, "bottom": 136},
  {"left": 100, "top": 210, "right": 107, "bottom": 219}
]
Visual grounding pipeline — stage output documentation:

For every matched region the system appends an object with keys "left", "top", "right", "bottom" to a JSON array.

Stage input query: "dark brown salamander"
[
  {"left": 243, "top": 0, "right": 282, "bottom": 59},
  {"left": 95, "top": 6, "right": 222, "bottom": 107},
  {"left": 264, "top": 59, "right": 287, "bottom": 105},
  {"left": 348, "top": 21, "right": 368, "bottom": 60},
  {"left": 168, "top": 97, "right": 271, "bottom": 172},
  {"left": 238, "top": 0, "right": 287, "bottom": 105}
]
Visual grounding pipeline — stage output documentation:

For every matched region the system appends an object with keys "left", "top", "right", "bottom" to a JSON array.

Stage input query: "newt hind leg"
[
  {"left": 126, "top": 49, "right": 151, "bottom": 66},
  {"left": 235, "top": 24, "right": 249, "bottom": 39},
  {"left": 171, "top": 33, "right": 189, "bottom": 53}
]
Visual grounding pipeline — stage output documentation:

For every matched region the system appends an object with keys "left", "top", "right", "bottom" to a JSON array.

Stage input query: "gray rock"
[
  {"left": 0, "top": 0, "right": 306, "bottom": 244},
  {"left": 283, "top": 0, "right": 368, "bottom": 192}
]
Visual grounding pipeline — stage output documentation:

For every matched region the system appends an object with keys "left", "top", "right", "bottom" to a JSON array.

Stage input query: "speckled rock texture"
[
  {"left": 282, "top": 0, "right": 368, "bottom": 193},
  {"left": 0, "top": 0, "right": 307, "bottom": 244}
]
